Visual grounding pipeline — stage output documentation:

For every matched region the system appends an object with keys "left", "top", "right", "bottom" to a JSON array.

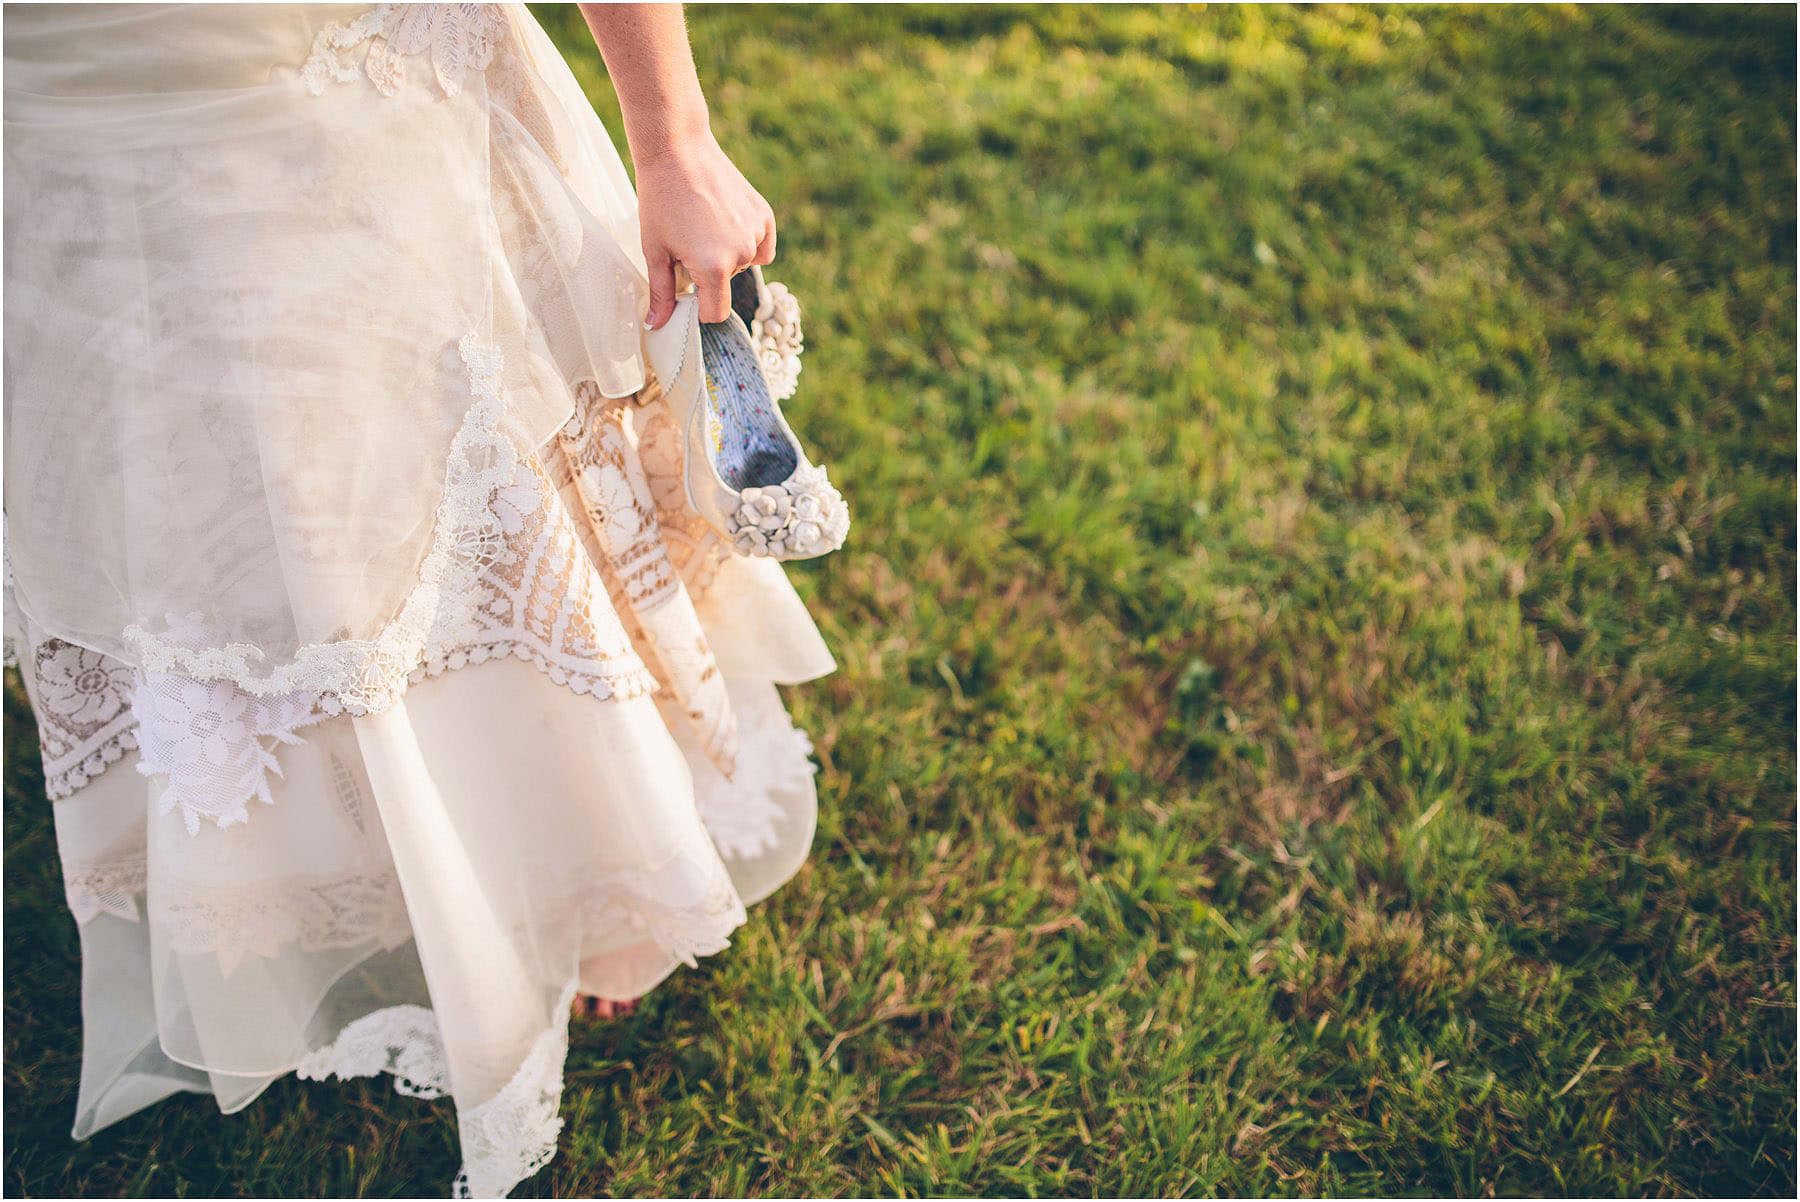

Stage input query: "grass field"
[{"left": 6, "top": 3, "right": 1796, "bottom": 1196}]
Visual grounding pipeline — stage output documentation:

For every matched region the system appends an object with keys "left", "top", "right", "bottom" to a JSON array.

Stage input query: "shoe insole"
[
  {"left": 699, "top": 320, "right": 799, "bottom": 490},
  {"left": 730, "top": 269, "right": 762, "bottom": 330}
]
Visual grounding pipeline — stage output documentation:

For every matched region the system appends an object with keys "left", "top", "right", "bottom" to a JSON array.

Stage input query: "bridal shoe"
[{"left": 643, "top": 269, "right": 849, "bottom": 561}]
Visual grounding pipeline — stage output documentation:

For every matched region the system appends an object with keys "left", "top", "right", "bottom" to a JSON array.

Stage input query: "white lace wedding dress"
[{"left": 2, "top": 5, "right": 834, "bottom": 1196}]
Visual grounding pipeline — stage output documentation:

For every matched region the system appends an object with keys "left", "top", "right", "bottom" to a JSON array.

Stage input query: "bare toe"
[{"left": 573, "top": 994, "right": 639, "bottom": 1021}]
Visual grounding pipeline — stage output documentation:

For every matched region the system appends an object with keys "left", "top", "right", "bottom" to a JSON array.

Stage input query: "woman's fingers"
[
  {"left": 644, "top": 248, "right": 679, "bottom": 330},
  {"left": 753, "top": 216, "right": 777, "bottom": 266},
  {"left": 645, "top": 208, "right": 772, "bottom": 326},
  {"left": 632, "top": 139, "right": 779, "bottom": 326},
  {"left": 693, "top": 261, "right": 735, "bottom": 322}
]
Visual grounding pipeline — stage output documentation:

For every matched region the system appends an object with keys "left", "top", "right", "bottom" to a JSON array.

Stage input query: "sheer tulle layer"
[
  {"left": 4, "top": 5, "right": 841, "bottom": 1196},
  {"left": 5, "top": 3, "right": 653, "bottom": 698},
  {"left": 10, "top": 397, "right": 838, "bottom": 1193},
  {"left": 38, "top": 656, "right": 825, "bottom": 1198}
]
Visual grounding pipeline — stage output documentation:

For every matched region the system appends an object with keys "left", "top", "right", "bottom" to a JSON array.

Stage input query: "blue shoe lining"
[{"left": 700, "top": 320, "right": 798, "bottom": 490}]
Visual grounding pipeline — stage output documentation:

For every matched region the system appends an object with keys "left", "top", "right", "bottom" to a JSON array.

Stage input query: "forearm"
[
  {"left": 579, "top": 2, "right": 774, "bottom": 325},
  {"left": 578, "top": 3, "right": 712, "bottom": 166}
]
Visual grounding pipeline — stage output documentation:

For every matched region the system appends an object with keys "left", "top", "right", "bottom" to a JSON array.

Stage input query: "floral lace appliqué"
[
  {"left": 301, "top": 4, "right": 509, "bottom": 100},
  {"left": 132, "top": 673, "right": 321, "bottom": 835},
  {"left": 695, "top": 721, "right": 816, "bottom": 862}
]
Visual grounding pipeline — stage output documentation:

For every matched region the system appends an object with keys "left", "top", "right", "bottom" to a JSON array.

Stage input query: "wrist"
[{"left": 626, "top": 100, "right": 714, "bottom": 172}]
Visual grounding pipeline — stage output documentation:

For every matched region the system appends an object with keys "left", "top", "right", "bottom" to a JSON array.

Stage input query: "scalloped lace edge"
[
  {"left": 122, "top": 334, "right": 532, "bottom": 715},
  {"left": 42, "top": 636, "right": 658, "bottom": 807},
  {"left": 407, "top": 639, "right": 659, "bottom": 704},
  {"left": 46, "top": 726, "right": 139, "bottom": 802}
]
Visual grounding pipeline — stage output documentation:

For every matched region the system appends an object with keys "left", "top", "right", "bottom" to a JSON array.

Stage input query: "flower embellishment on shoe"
[
  {"left": 732, "top": 268, "right": 805, "bottom": 402},
  {"left": 643, "top": 270, "right": 849, "bottom": 563},
  {"left": 727, "top": 468, "right": 851, "bottom": 560}
]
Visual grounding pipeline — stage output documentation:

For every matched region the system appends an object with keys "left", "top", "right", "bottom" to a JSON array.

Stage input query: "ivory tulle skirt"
[{"left": 3, "top": 4, "right": 836, "bottom": 1196}]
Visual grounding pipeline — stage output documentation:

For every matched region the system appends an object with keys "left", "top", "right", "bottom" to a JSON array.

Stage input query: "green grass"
[{"left": 7, "top": 3, "right": 1795, "bottom": 1196}]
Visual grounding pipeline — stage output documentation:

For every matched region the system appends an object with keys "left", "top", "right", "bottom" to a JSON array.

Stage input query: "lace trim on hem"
[
  {"left": 696, "top": 725, "right": 816, "bottom": 862},
  {"left": 62, "top": 855, "right": 149, "bottom": 925},
  {"left": 404, "top": 639, "right": 659, "bottom": 704},
  {"left": 40, "top": 635, "right": 658, "bottom": 806},
  {"left": 62, "top": 836, "right": 749, "bottom": 975},
  {"left": 296, "top": 978, "right": 580, "bottom": 1199},
  {"left": 452, "top": 977, "right": 580, "bottom": 1199},
  {"left": 122, "top": 334, "right": 530, "bottom": 715},
  {"left": 295, "top": 1003, "right": 448, "bottom": 1098},
  {"left": 293, "top": 858, "right": 748, "bottom": 1198},
  {"left": 45, "top": 726, "right": 139, "bottom": 802},
  {"left": 2, "top": 529, "right": 16, "bottom": 669}
]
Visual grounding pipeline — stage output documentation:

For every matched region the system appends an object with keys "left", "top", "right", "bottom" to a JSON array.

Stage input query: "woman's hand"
[
  {"left": 635, "top": 132, "right": 776, "bottom": 328},
  {"left": 578, "top": 4, "right": 776, "bottom": 329}
]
